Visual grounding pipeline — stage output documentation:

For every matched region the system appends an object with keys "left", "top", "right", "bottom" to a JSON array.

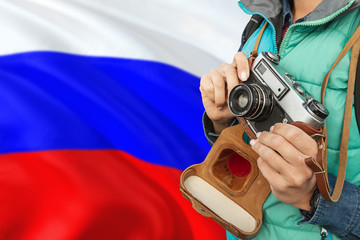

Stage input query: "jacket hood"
[{"left": 240, "top": 0, "right": 360, "bottom": 22}]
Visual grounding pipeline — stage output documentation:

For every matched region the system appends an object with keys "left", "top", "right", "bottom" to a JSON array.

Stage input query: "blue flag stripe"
[{"left": 0, "top": 51, "right": 210, "bottom": 170}]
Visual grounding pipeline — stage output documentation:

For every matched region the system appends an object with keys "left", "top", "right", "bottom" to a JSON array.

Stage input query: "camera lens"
[
  {"left": 238, "top": 94, "right": 249, "bottom": 108},
  {"left": 229, "top": 83, "right": 273, "bottom": 121}
]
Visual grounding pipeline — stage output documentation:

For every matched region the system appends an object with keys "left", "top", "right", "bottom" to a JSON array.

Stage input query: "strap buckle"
[
  {"left": 314, "top": 169, "right": 326, "bottom": 175},
  {"left": 310, "top": 133, "right": 326, "bottom": 141}
]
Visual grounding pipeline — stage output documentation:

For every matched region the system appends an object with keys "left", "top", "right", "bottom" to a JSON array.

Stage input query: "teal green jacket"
[{"left": 207, "top": 0, "right": 360, "bottom": 239}]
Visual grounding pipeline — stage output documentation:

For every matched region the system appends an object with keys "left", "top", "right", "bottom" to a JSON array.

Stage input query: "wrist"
[
  {"left": 300, "top": 188, "right": 321, "bottom": 219},
  {"left": 212, "top": 118, "right": 235, "bottom": 134}
]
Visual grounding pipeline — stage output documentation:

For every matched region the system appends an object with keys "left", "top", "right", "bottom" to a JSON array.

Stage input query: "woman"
[{"left": 200, "top": 0, "right": 360, "bottom": 239}]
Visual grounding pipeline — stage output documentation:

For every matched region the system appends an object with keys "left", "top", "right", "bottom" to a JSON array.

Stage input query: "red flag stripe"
[{"left": 0, "top": 150, "right": 225, "bottom": 240}]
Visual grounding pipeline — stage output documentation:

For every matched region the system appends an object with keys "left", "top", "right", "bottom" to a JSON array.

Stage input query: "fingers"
[
  {"left": 250, "top": 124, "right": 317, "bottom": 181},
  {"left": 233, "top": 52, "right": 250, "bottom": 81},
  {"left": 255, "top": 131, "right": 308, "bottom": 167},
  {"left": 200, "top": 70, "right": 225, "bottom": 108},
  {"left": 200, "top": 72, "right": 215, "bottom": 103},
  {"left": 258, "top": 154, "right": 316, "bottom": 209},
  {"left": 200, "top": 51, "right": 249, "bottom": 126},
  {"left": 219, "top": 63, "right": 239, "bottom": 94},
  {"left": 253, "top": 136, "right": 315, "bottom": 192},
  {"left": 251, "top": 123, "right": 318, "bottom": 210},
  {"left": 200, "top": 53, "right": 248, "bottom": 109},
  {"left": 251, "top": 139, "right": 292, "bottom": 172},
  {"left": 212, "top": 70, "right": 227, "bottom": 108},
  {"left": 257, "top": 157, "right": 282, "bottom": 184},
  {"left": 270, "top": 123, "right": 318, "bottom": 159}
]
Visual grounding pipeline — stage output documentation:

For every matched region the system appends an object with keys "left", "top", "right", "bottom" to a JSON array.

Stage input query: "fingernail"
[
  {"left": 270, "top": 126, "right": 274, "bottom": 132},
  {"left": 256, "top": 132, "right": 261, "bottom": 138},
  {"left": 240, "top": 71, "right": 248, "bottom": 81},
  {"left": 250, "top": 139, "right": 256, "bottom": 146}
]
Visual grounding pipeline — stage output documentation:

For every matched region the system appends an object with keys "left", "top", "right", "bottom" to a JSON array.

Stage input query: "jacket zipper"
[{"left": 320, "top": 227, "right": 328, "bottom": 240}]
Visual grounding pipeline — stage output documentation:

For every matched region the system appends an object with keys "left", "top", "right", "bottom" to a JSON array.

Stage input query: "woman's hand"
[
  {"left": 250, "top": 123, "right": 318, "bottom": 211},
  {"left": 200, "top": 52, "right": 249, "bottom": 134}
]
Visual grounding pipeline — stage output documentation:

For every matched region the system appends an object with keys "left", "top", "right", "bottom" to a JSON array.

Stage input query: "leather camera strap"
[
  {"left": 249, "top": 21, "right": 268, "bottom": 68},
  {"left": 305, "top": 23, "right": 360, "bottom": 202}
]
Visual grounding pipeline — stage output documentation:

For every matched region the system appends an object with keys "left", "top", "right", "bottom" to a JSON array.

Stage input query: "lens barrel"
[{"left": 229, "top": 83, "right": 273, "bottom": 121}]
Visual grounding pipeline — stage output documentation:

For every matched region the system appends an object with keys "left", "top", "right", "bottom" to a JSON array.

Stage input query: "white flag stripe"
[{"left": 0, "top": 0, "right": 249, "bottom": 75}]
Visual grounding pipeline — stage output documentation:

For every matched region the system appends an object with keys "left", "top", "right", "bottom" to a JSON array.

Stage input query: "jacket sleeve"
[
  {"left": 202, "top": 112, "right": 238, "bottom": 146},
  {"left": 298, "top": 175, "right": 360, "bottom": 240},
  {"left": 202, "top": 112, "right": 220, "bottom": 146}
]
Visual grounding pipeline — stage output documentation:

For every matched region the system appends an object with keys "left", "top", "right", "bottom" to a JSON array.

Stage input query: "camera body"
[{"left": 228, "top": 52, "right": 329, "bottom": 134}]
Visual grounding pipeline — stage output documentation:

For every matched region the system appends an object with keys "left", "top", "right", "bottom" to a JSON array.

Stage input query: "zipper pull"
[{"left": 320, "top": 227, "right": 328, "bottom": 240}]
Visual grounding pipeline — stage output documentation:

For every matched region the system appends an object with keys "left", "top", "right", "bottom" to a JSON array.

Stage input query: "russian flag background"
[{"left": 0, "top": 1, "right": 249, "bottom": 239}]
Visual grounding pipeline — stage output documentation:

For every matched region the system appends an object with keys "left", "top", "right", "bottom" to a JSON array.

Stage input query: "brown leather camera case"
[{"left": 180, "top": 124, "right": 270, "bottom": 239}]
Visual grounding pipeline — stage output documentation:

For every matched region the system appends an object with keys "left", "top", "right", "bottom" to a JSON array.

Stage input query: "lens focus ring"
[{"left": 228, "top": 83, "right": 273, "bottom": 122}]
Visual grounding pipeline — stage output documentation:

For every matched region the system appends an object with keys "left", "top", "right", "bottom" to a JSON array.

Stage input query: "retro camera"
[{"left": 228, "top": 52, "right": 329, "bottom": 133}]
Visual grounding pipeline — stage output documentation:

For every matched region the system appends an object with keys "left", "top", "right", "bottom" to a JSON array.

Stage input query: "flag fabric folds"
[{"left": 0, "top": 1, "right": 249, "bottom": 239}]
